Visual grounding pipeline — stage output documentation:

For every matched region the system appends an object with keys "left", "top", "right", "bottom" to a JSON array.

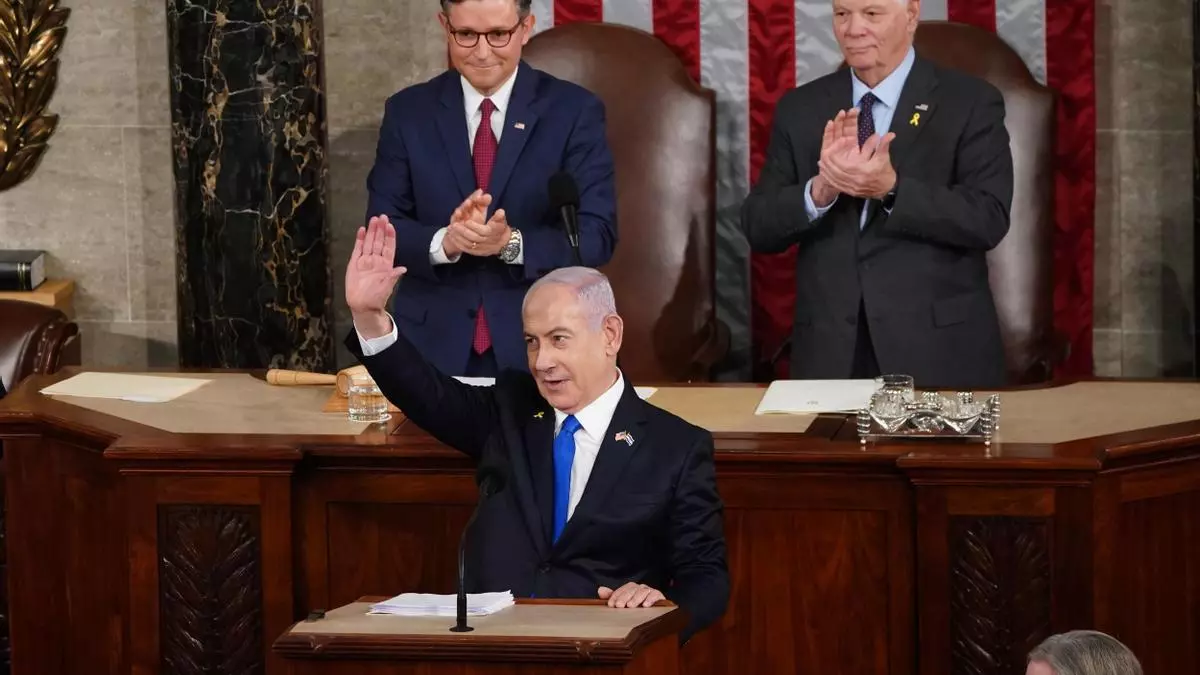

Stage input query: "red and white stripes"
[{"left": 532, "top": 0, "right": 1094, "bottom": 377}]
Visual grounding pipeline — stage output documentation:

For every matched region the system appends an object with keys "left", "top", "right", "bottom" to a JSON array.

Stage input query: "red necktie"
[{"left": 471, "top": 99, "right": 497, "bottom": 354}]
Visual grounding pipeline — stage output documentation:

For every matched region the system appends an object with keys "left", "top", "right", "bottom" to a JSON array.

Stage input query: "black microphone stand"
[{"left": 450, "top": 472, "right": 500, "bottom": 632}]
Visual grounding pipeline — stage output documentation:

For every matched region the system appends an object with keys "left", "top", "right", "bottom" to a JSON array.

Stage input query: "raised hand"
[{"left": 346, "top": 216, "right": 406, "bottom": 337}]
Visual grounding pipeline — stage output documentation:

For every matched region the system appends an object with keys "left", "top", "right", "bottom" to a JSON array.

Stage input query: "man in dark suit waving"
[
  {"left": 364, "top": 0, "right": 617, "bottom": 378},
  {"left": 742, "top": 0, "right": 1013, "bottom": 389},
  {"left": 344, "top": 219, "right": 729, "bottom": 642}
]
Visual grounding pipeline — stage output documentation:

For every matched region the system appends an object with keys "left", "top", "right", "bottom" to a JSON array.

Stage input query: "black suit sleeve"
[
  {"left": 344, "top": 328, "right": 496, "bottom": 460},
  {"left": 741, "top": 93, "right": 824, "bottom": 254},
  {"left": 665, "top": 431, "right": 729, "bottom": 642},
  {"left": 882, "top": 85, "right": 1013, "bottom": 250}
]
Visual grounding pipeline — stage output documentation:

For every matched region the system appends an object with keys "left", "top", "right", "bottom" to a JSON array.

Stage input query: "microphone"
[
  {"left": 548, "top": 171, "right": 582, "bottom": 266},
  {"left": 450, "top": 464, "right": 507, "bottom": 632}
]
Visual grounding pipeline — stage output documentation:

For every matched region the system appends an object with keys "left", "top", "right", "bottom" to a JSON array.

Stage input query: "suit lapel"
[
  {"left": 552, "top": 383, "right": 649, "bottom": 552},
  {"left": 883, "top": 56, "right": 939, "bottom": 174},
  {"left": 860, "top": 57, "right": 938, "bottom": 233},
  {"left": 520, "top": 403, "right": 556, "bottom": 558},
  {"left": 485, "top": 61, "right": 539, "bottom": 209},
  {"left": 435, "top": 72, "right": 477, "bottom": 200}
]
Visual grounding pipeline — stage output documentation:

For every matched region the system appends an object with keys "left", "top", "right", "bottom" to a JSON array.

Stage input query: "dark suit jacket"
[
  {"left": 742, "top": 53, "right": 1013, "bottom": 389},
  {"left": 366, "top": 60, "right": 618, "bottom": 375},
  {"left": 345, "top": 330, "right": 730, "bottom": 642}
]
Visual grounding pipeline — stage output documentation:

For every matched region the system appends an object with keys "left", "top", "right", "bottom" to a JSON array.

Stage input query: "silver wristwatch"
[{"left": 498, "top": 228, "right": 522, "bottom": 263}]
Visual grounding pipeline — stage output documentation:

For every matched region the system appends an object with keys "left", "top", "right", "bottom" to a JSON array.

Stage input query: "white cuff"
[
  {"left": 355, "top": 312, "right": 399, "bottom": 356},
  {"left": 804, "top": 177, "right": 837, "bottom": 221},
  {"left": 429, "top": 227, "right": 461, "bottom": 265}
]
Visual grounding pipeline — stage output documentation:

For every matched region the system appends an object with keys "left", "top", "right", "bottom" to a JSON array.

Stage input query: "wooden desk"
[{"left": 1, "top": 371, "right": 1198, "bottom": 675}]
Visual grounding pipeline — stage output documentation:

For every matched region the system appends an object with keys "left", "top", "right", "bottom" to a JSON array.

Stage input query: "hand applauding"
[
  {"left": 812, "top": 107, "right": 897, "bottom": 204},
  {"left": 443, "top": 189, "right": 512, "bottom": 258}
]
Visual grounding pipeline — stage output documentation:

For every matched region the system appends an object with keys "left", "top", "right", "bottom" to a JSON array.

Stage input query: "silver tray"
[{"left": 856, "top": 389, "right": 1000, "bottom": 444}]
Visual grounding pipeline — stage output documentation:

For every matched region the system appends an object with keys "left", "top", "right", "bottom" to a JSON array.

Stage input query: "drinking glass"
[
  {"left": 876, "top": 373, "right": 915, "bottom": 402},
  {"left": 348, "top": 373, "right": 390, "bottom": 423}
]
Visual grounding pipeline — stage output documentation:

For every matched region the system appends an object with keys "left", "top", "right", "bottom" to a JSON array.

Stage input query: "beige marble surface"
[{"left": 44, "top": 373, "right": 371, "bottom": 436}]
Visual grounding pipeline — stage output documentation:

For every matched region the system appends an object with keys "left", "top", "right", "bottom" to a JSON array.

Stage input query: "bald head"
[{"left": 523, "top": 267, "right": 617, "bottom": 332}]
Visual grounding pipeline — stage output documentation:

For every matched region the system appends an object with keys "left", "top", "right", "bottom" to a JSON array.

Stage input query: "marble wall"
[
  {"left": 0, "top": 0, "right": 177, "bottom": 368},
  {"left": 0, "top": 0, "right": 1193, "bottom": 377},
  {"left": 1093, "top": 0, "right": 1196, "bottom": 377}
]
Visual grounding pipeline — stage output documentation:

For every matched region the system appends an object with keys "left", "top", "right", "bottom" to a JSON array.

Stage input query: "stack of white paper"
[
  {"left": 754, "top": 379, "right": 880, "bottom": 414},
  {"left": 367, "top": 591, "right": 514, "bottom": 616}
]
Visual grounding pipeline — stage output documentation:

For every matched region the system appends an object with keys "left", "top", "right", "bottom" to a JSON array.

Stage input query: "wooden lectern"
[{"left": 272, "top": 598, "right": 687, "bottom": 674}]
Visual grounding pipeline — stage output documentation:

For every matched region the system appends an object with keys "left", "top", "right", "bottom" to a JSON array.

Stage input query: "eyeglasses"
[{"left": 444, "top": 17, "right": 527, "bottom": 48}]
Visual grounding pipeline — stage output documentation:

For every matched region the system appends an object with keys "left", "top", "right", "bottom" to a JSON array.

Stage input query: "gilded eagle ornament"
[{"left": 0, "top": 0, "right": 69, "bottom": 192}]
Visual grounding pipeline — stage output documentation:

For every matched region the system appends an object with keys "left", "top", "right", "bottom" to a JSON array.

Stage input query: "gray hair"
[
  {"left": 523, "top": 267, "right": 617, "bottom": 331},
  {"left": 1028, "top": 631, "right": 1142, "bottom": 675},
  {"left": 440, "top": 0, "right": 532, "bottom": 15}
]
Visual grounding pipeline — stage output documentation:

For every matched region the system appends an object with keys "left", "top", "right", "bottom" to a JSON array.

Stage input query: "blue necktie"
[{"left": 552, "top": 415, "right": 581, "bottom": 543}]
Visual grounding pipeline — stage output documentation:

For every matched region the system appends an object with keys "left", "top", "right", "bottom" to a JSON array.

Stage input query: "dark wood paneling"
[
  {"left": 326, "top": 503, "right": 472, "bottom": 605},
  {"left": 0, "top": 449, "right": 8, "bottom": 675},
  {"left": 4, "top": 435, "right": 128, "bottom": 675},
  {"left": 948, "top": 517, "right": 1052, "bottom": 675},
  {"left": 159, "top": 505, "right": 265, "bottom": 675},
  {"left": 1112, "top": 488, "right": 1200, "bottom": 675}
]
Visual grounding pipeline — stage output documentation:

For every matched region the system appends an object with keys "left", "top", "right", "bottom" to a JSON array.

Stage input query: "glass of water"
[
  {"left": 876, "top": 373, "right": 915, "bottom": 402},
  {"left": 348, "top": 372, "right": 390, "bottom": 423}
]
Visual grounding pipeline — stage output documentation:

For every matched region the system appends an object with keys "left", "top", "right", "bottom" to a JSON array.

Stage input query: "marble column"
[{"left": 167, "top": 0, "right": 334, "bottom": 371}]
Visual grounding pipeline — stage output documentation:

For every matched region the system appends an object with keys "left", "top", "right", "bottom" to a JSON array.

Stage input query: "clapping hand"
[
  {"left": 346, "top": 216, "right": 406, "bottom": 338},
  {"left": 443, "top": 190, "right": 491, "bottom": 257},
  {"left": 816, "top": 107, "right": 897, "bottom": 200},
  {"left": 443, "top": 190, "right": 511, "bottom": 258}
]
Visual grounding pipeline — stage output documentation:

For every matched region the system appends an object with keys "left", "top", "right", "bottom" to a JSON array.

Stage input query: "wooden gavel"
[{"left": 266, "top": 365, "right": 368, "bottom": 397}]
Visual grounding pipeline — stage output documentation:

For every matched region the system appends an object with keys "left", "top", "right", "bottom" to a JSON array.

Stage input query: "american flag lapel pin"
[
  {"left": 915, "top": 103, "right": 929, "bottom": 111},
  {"left": 614, "top": 431, "right": 634, "bottom": 446},
  {"left": 514, "top": 121, "right": 526, "bottom": 130}
]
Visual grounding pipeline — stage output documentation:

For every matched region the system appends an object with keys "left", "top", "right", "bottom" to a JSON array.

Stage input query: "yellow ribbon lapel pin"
[{"left": 909, "top": 112, "right": 920, "bottom": 127}]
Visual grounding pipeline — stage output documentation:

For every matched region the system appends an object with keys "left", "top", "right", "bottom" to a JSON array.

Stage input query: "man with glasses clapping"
[{"left": 361, "top": 0, "right": 618, "bottom": 379}]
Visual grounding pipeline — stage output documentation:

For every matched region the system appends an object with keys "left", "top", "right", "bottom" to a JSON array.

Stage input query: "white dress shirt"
[
  {"left": 430, "top": 68, "right": 524, "bottom": 266},
  {"left": 353, "top": 318, "right": 622, "bottom": 522}
]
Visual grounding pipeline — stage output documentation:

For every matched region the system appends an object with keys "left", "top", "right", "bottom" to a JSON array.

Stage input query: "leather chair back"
[
  {"left": 0, "top": 299, "right": 81, "bottom": 393},
  {"left": 913, "top": 21, "right": 1059, "bottom": 383},
  {"left": 524, "top": 23, "right": 727, "bottom": 381}
]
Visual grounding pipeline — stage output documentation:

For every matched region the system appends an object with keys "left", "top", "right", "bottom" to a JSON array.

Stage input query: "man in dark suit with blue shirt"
[
  {"left": 344, "top": 219, "right": 729, "bottom": 643},
  {"left": 364, "top": 0, "right": 617, "bottom": 378},
  {"left": 742, "top": 0, "right": 1013, "bottom": 389}
]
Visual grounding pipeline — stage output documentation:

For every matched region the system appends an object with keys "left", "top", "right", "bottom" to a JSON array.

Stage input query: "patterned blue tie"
[
  {"left": 857, "top": 91, "right": 877, "bottom": 147},
  {"left": 552, "top": 415, "right": 581, "bottom": 543}
]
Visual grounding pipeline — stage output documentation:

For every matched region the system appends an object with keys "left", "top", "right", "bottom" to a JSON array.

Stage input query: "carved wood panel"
[
  {"left": 949, "top": 517, "right": 1051, "bottom": 675},
  {"left": 158, "top": 505, "right": 263, "bottom": 675}
]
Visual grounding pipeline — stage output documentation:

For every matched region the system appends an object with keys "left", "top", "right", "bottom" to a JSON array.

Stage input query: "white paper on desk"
[
  {"left": 453, "top": 376, "right": 496, "bottom": 387},
  {"left": 452, "top": 377, "right": 657, "bottom": 400},
  {"left": 754, "top": 379, "right": 878, "bottom": 414},
  {"left": 368, "top": 591, "right": 514, "bottom": 617},
  {"left": 38, "top": 372, "right": 211, "bottom": 403}
]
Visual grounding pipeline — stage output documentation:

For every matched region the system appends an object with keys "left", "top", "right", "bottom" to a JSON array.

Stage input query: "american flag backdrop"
[{"left": 528, "top": 0, "right": 1095, "bottom": 379}]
